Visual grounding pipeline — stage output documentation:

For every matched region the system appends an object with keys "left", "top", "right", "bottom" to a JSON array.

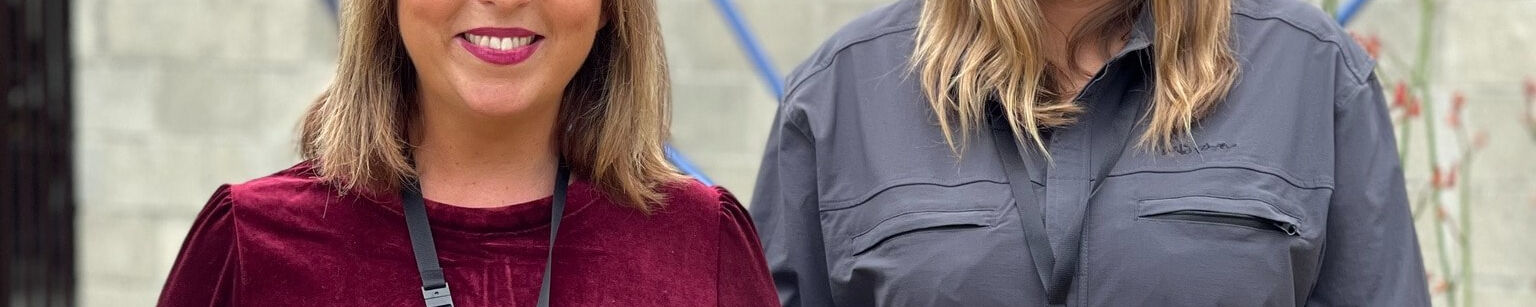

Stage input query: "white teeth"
[
  {"left": 464, "top": 33, "right": 534, "bottom": 51},
  {"left": 467, "top": 34, "right": 486, "bottom": 47}
]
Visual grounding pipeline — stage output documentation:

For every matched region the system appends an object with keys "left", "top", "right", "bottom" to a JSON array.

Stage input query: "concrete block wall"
[
  {"left": 71, "top": 0, "right": 337, "bottom": 305},
  {"left": 661, "top": 0, "right": 895, "bottom": 203},
  {"left": 70, "top": 0, "right": 1534, "bottom": 306}
]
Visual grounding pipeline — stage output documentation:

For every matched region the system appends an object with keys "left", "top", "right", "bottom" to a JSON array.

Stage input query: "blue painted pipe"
[
  {"left": 666, "top": 145, "right": 714, "bottom": 185},
  {"left": 1336, "top": 0, "right": 1371, "bottom": 25},
  {"left": 710, "top": 0, "right": 786, "bottom": 99}
]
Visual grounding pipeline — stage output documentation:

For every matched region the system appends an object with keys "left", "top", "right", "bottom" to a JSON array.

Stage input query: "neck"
[
  {"left": 1038, "top": 0, "right": 1116, "bottom": 30},
  {"left": 1037, "top": 0, "right": 1127, "bottom": 90},
  {"left": 410, "top": 92, "right": 562, "bottom": 208}
]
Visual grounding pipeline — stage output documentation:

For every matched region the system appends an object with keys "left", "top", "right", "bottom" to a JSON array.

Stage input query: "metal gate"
[{"left": 1, "top": 0, "right": 76, "bottom": 305}]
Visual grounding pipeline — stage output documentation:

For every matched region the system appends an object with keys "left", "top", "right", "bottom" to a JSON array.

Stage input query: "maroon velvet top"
[{"left": 158, "top": 162, "right": 779, "bottom": 306}]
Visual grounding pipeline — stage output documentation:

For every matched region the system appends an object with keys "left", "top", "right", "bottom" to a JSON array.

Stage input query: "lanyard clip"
[{"left": 422, "top": 283, "right": 453, "bottom": 307}]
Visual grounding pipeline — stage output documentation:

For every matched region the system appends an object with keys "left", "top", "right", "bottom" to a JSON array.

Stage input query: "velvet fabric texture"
[{"left": 158, "top": 162, "right": 779, "bottom": 306}]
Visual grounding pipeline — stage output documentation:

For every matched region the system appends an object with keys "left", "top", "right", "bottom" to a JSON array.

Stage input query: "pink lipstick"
[{"left": 458, "top": 27, "right": 542, "bottom": 66}]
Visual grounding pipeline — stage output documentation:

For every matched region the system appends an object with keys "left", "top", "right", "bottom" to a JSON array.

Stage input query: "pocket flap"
[
  {"left": 848, "top": 210, "right": 995, "bottom": 255},
  {"left": 1138, "top": 196, "right": 1302, "bottom": 233},
  {"left": 820, "top": 180, "right": 1009, "bottom": 257}
]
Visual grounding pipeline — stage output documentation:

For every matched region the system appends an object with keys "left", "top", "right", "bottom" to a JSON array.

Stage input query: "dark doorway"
[{"left": 1, "top": 0, "right": 77, "bottom": 306}]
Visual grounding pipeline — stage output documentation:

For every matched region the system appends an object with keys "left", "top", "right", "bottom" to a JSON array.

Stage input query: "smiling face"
[
  {"left": 302, "top": 0, "right": 676, "bottom": 207},
  {"left": 398, "top": 0, "right": 604, "bottom": 117}
]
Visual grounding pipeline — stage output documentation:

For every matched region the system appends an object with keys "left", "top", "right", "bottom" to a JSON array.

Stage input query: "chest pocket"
[
  {"left": 1083, "top": 165, "right": 1332, "bottom": 306},
  {"left": 1119, "top": 165, "right": 1327, "bottom": 239},
  {"left": 817, "top": 180, "right": 1026, "bottom": 306},
  {"left": 1137, "top": 196, "right": 1301, "bottom": 236},
  {"left": 819, "top": 180, "right": 1010, "bottom": 258}
]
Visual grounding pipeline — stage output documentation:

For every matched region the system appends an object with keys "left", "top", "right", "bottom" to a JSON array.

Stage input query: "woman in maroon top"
[{"left": 157, "top": 0, "right": 778, "bottom": 306}]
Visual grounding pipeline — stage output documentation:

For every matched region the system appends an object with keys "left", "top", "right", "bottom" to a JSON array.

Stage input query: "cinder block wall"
[
  {"left": 71, "top": 0, "right": 337, "bottom": 304},
  {"left": 662, "top": 0, "right": 895, "bottom": 204},
  {"left": 71, "top": 0, "right": 1535, "bottom": 306}
]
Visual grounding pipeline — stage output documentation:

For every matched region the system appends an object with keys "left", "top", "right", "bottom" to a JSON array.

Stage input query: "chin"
[{"left": 454, "top": 82, "right": 548, "bottom": 117}]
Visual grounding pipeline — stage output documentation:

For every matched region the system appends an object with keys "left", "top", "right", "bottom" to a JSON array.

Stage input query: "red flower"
[
  {"left": 1473, "top": 130, "right": 1490, "bottom": 150},
  {"left": 1405, "top": 96, "right": 1422, "bottom": 118},
  {"left": 1430, "top": 275, "right": 1450, "bottom": 294},
  {"left": 1452, "top": 91, "right": 1467, "bottom": 111},
  {"left": 1526, "top": 77, "right": 1536, "bottom": 126},
  {"left": 1525, "top": 76, "right": 1535, "bottom": 101},
  {"left": 1448, "top": 91, "right": 1466, "bottom": 128},
  {"left": 1392, "top": 82, "right": 1409, "bottom": 109},
  {"left": 1350, "top": 31, "right": 1382, "bottom": 59},
  {"left": 1446, "top": 168, "right": 1458, "bottom": 188},
  {"left": 1432, "top": 166, "right": 1458, "bottom": 189}
]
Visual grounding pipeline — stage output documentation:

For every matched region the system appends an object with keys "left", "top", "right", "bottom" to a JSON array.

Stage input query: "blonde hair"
[
  {"left": 300, "top": 0, "right": 682, "bottom": 211},
  {"left": 913, "top": 0, "right": 1238, "bottom": 155}
]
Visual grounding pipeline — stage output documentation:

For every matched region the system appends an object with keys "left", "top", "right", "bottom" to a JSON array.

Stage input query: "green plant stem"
[
  {"left": 1432, "top": 197, "right": 1457, "bottom": 306},
  {"left": 1457, "top": 143, "right": 1475, "bottom": 307},
  {"left": 1409, "top": 0, "right": 1456, "bottom": 305}
]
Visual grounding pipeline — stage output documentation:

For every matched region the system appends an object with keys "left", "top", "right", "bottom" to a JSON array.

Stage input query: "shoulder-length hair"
[
  {"left": 300, "top": 0, "right": 682, "bottom": 211},
  {"left": 913, "top": 0, "right": 1239, "bottom": 155}
]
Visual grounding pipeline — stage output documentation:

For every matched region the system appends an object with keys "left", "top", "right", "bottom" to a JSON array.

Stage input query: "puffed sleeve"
[
  {"left": 1306, "top": 72, "right": 1431, "bottom": 305},
  {"left": 158, "top": 185, "right": 240, "bottom": 307},
  {"left": 714, "top": 187, "right": 781, "bottom": 307}
]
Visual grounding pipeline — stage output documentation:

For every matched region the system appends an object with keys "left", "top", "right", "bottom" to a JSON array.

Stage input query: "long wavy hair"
[
  {"left": 300, "top": 0, "right": 681, "bottom": 211},
  {"left": 913, "top": 0, "right": 1239, "bottom": 155}
]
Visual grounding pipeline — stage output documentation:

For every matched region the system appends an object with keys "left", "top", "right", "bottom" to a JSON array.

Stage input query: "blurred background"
[{"left": 1, "top": 0, "right": 1532, "bottom": 306}]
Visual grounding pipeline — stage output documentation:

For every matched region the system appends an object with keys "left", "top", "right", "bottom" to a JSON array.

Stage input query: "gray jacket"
[{"left": 749, "top": 0, "right": 1431, "bottom": 306}]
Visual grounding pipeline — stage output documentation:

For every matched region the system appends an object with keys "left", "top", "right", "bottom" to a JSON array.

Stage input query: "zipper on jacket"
[{"left": 1144, "top": 210, "right": 1299, "bottom": 236}]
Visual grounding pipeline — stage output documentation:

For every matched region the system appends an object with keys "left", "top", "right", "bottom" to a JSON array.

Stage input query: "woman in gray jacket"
[{"left": 750, "top": 0, "right": 1430, "bottom": 306}]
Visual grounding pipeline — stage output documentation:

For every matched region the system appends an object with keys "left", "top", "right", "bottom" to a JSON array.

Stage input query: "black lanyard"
[
  {"left": 988, "top": 120, "right": 1062, "bottom": 305},
  {"left": 401, "top": 165, "right": 570, "bottom": 307},
  {"left": 987, "top": 53, "right": 1144, "bottom": 305}
]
